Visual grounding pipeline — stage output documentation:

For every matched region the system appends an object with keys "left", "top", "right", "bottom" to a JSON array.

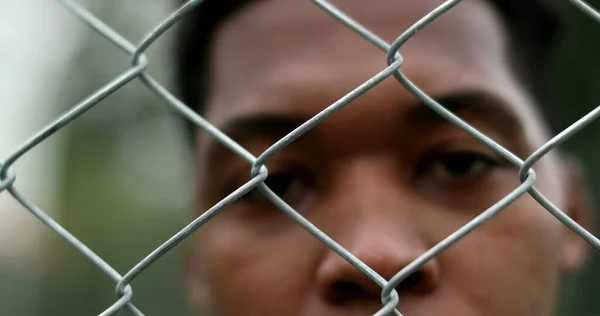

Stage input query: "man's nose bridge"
[
  {"left": 328, "top": 156, "right": 418, "bottom": 228},
  {"left": 315, "top": 158, "right": 436, "bottom": 294},
  {"left": 320, "top": 156, "right": 429, "bottom": 258}
]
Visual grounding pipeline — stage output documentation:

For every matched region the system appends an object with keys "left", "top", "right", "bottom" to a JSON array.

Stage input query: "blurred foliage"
[
  {"left": 1, "top": 0, "right": 600, "bottom": 315},
  {"left": 8, "top": 1, "right": 196, "bottom": 315}
]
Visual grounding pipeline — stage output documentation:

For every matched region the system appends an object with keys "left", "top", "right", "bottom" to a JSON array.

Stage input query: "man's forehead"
[
  {"left": 214, "top": 0, "right": 503, "bottom": 42},
  {"left": 208, "top": 0, "right": 506, "bottom": 68},
  {"left": 203, "top": 0, "right": 513, "bottom": 122},
  {"left": 206, "top": 0, "right": 508, "bottom": 104}
]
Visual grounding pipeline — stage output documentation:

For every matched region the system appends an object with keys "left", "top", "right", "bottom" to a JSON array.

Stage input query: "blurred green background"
[{"left": 0, "top": 0, "right": 599, "bottom": 315}]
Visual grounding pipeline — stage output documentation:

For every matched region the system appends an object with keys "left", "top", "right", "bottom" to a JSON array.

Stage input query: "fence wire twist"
[{"left": 1, "top": 0, "right": 599, "bottom": 315}]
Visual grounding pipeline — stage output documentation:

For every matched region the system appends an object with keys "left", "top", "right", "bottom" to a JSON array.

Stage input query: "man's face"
[{"left": 188, "top": 0, "right": 589, "bottom": 315}]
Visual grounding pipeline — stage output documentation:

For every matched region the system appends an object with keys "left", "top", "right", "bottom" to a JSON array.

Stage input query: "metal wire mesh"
[{"left": 1, "top": 0, "right": 599, "bottom": 315}]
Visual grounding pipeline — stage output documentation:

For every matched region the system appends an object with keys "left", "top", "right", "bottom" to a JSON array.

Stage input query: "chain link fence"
[{"left": 1, "top": 0, "right": 599, "bottom": 315}]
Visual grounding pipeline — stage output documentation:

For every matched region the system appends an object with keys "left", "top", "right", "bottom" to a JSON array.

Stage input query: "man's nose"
[{"left": 315, "top": 159, "right": 440, "bottom": 304}]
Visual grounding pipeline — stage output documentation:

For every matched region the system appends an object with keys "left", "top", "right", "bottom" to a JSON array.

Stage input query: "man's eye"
[
  {"left": 428, "top": 151, "right": 501, "bottom": 179},
  {"left": 244, "top": 170, "right": 316, "bottom": 210},
  {"left": 415, "top": 148, "right": 516, "bottom": 209},
  {"left": 264, "top": 172, "right": 297, "bottom": 198}
]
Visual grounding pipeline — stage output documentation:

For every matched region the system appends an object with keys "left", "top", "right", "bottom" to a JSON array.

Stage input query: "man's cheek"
[
  {"left": 440, "top": 204, "right": 562, "bottom": 313},
  {"left": 203, "top": 222, "right": 316, "bottom": 312}
]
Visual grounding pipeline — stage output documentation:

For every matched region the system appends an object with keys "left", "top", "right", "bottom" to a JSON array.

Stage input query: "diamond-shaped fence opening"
[{"left": 0, "top": 0, "right": 599, "bottom": 315}]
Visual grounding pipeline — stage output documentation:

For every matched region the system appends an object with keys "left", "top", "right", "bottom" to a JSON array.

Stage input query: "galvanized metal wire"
[{"left": 0, "top": 0, "right": 599, "bottom": 315}]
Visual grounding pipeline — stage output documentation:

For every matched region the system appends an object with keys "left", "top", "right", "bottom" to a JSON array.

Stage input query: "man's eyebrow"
[
  {"left": 200, "top": 92, "right": 527, "bottom": 166},
  {"left": 202, "top": 114, "right": 310, "bottom": 165},
  {"left": 219, "top": 114, "right": 310, "bottom": 142},
  {"left": 403, "top": 91, "right": 526, "bottom": 148}
]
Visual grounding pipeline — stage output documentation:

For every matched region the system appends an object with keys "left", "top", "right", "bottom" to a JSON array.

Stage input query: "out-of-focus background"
[{"left": 0, "top": 1, "right": 598, "bottom": 315}]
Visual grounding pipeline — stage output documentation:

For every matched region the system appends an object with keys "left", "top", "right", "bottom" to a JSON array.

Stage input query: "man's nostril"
[
  {"left": 330, "top": 281, "right": 363, "bottom": 303},
  {"left": 399, "top": 271, "right": 423, "bottom": 290}
]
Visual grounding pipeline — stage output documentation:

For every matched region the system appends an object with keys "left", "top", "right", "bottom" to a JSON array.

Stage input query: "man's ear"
[
  {"left": 185, "top": 247, "right": 212, "bottom": 313},
  {"left": 559, "top": 155, "right": 594, "bottom": 271}
]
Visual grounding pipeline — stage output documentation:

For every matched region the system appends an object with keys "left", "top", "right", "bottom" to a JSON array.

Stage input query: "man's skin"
[{"left": 186, "top": 0, "right": 591, "bottom": 315}]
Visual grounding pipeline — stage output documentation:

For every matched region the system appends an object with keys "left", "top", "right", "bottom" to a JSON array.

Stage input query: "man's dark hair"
[{"left": 174, "top": 0, "right": 563, "bottom": 137}]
